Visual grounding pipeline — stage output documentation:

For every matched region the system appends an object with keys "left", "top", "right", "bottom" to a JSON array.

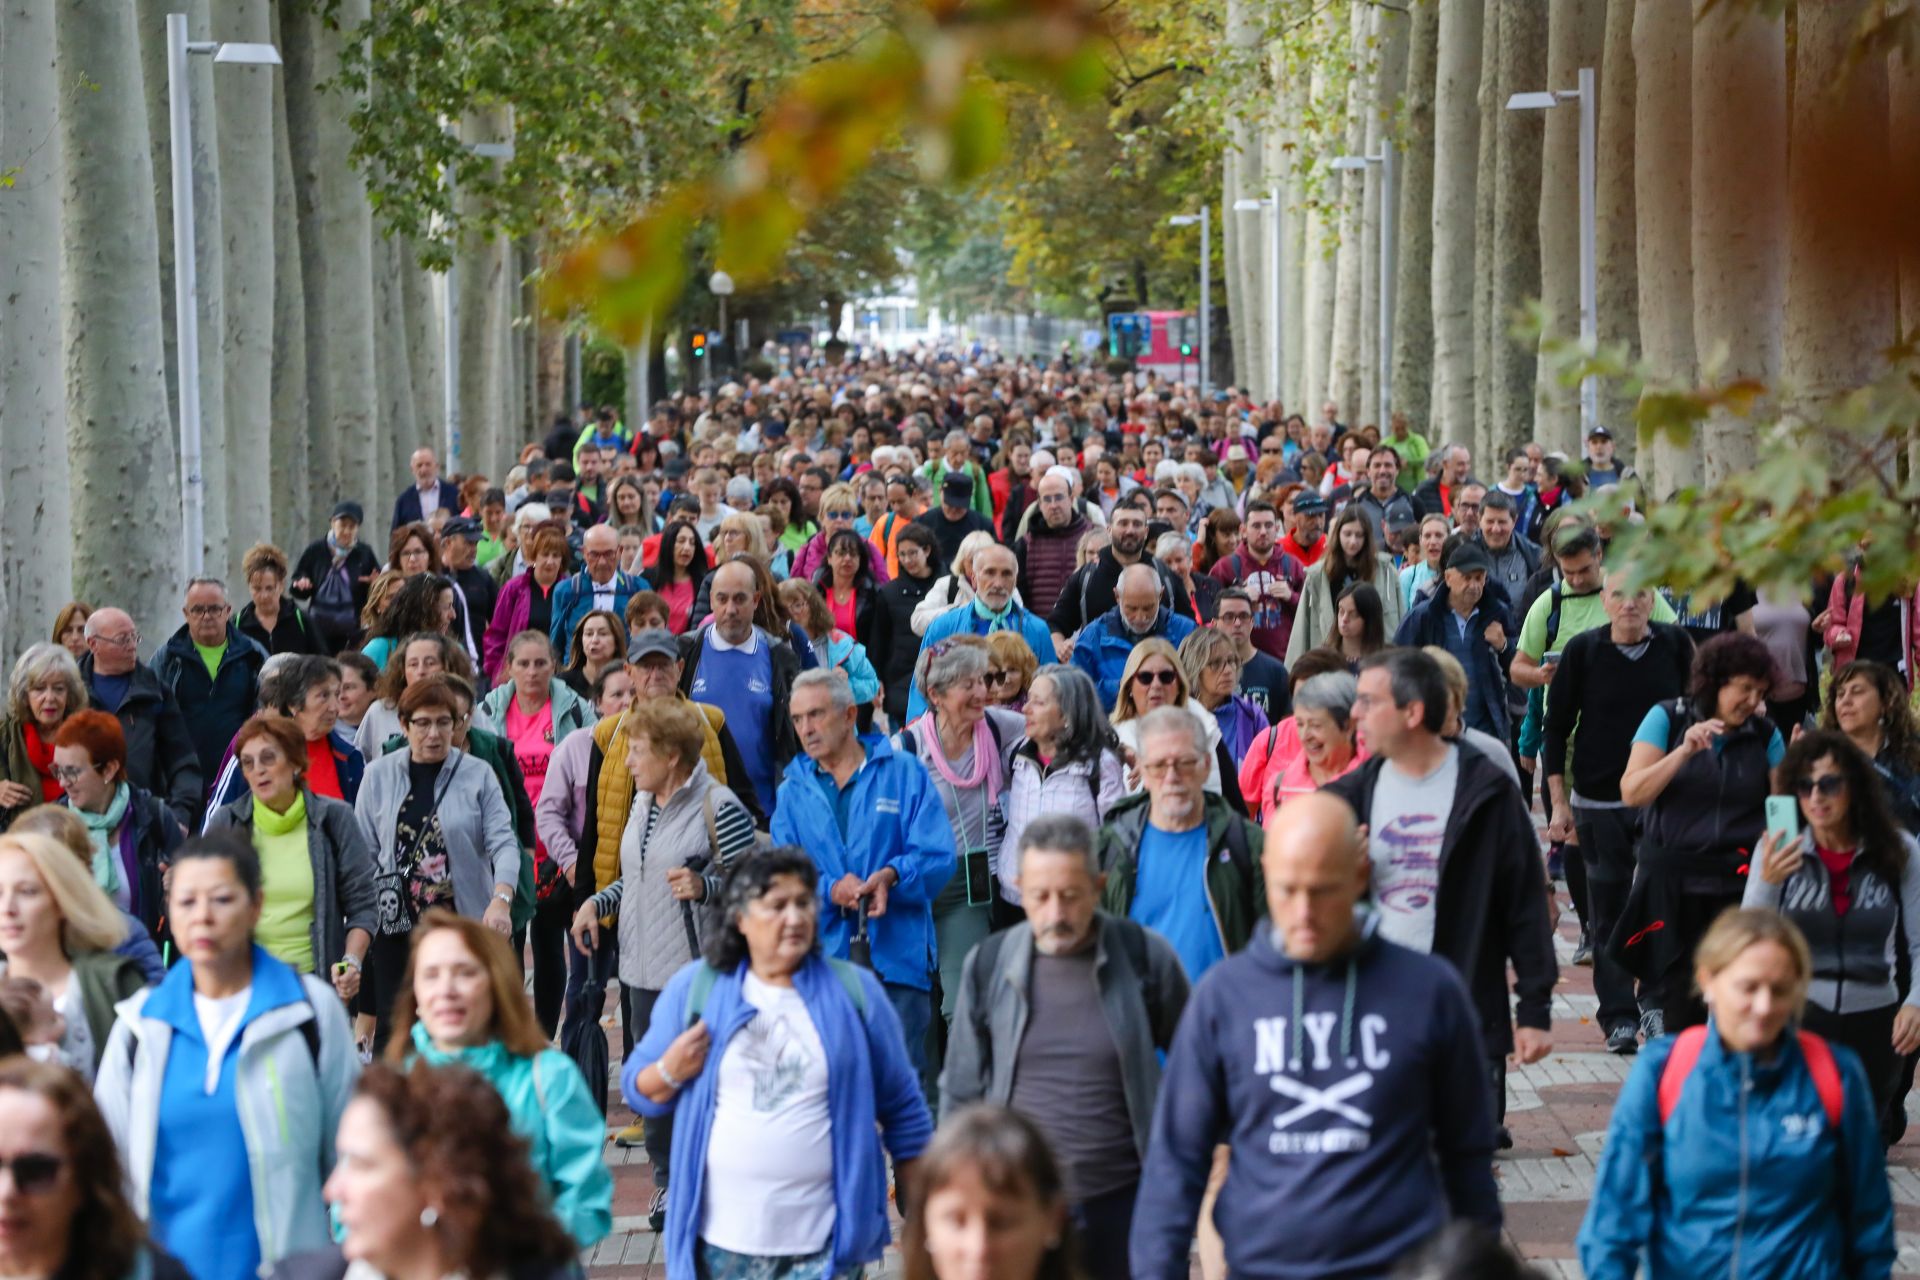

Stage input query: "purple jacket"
[
  {"left": 791, "top": 531, "right": 891, "bottom": 585},
  {"left": 483, "top": 571, "right": 558, "bottom": 680}
]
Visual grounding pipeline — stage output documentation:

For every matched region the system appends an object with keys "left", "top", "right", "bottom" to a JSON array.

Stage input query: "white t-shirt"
[
  {"left": 193, "top": 987, "right": 252, "bottom": 1094},
  {"left": 1367, "top": 746, "right": 1459, "bottom": 953},
  {"left": 700, "top": 972, "right": 836, "bottom": 1256}
]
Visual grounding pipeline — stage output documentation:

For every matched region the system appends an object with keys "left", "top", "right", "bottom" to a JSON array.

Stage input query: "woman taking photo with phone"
[{"left": 1743, "top": 729, "right": 1920, "bottom": 1131}]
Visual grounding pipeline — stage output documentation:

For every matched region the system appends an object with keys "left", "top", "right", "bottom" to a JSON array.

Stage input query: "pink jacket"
[
  {"left": 790, "top": 530, "right": 891, "bottom": 585},
  {"left": 1823, "top": 570, "right": 1919, "bottom": 677},
  {"left": 483, "top": 571, "right": 548, "bottom": 681}
]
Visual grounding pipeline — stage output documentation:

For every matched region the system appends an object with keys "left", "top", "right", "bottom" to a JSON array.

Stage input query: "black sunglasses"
[
  {"left": 1133, "top": 669, "right": 1180, "bottom": 686},
  {"left": 0, "top": 1153, "right": 64, "bottom": 1194},
  {"left": 984, "top": 669, "right": 1014, "bottom": 688},
  {"left": 1793, "top": 775, "right": 1846, "bottom": 798}
]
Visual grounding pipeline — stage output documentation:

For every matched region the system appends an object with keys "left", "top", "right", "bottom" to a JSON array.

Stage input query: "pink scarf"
[{"left": 912, "top": 712, "right": 1004, "bottom": 808}]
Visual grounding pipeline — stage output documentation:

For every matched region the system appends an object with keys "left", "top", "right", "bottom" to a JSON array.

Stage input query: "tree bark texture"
[
  {"left": 1533, "top": 0, "right": 1604, "bottom": 453},
  {"left": 1358, "top": 2, "right": 1410, "bottom": 430},
  {"left": 1632, "top": 0, "right": 1698, "bottom": 495},
  {"left": 1491, "top": 0, "right": 1547, "bottom": 459},
  {"left": 1327, "top": 2, "right": 1368, "bottom": 422},
  {"left": 1430, "top": 0, "right": 1484, "bottom": 449},
  {"left": 1471, "top": 0, "right": 1501, "bottom": 462},
  {"left": 1392, "top": 0, "right": 1439, "bottom": 436},
  {"left": 1594, "top": 0, "right": 1639, "bottom": 457},
  {"left": 267, "top": 0, "right": 309, "bottom": 549},
  {"left": 280, "top": 2, "right": 339, "bottom": 514},
  {"left": 215, "top": 0, "right": 273, "bottom": 574}
]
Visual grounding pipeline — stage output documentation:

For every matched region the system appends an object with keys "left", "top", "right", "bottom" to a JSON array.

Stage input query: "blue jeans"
[{"left": 882, "top": 981, "right": 932, "bottom": 1086}]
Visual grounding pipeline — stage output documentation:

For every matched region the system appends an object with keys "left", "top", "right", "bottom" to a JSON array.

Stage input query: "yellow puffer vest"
[{"left": 589, "top": 697, "right": 732, "bottom": 896}]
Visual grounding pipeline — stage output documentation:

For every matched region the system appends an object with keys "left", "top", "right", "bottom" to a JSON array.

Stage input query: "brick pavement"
[{"left": 582, "top": 887, "right": 1920, "bottom": 1279}]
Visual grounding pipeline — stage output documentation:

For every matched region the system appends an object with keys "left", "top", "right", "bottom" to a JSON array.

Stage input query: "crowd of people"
[{"left": 0, "top": 348, "right": 1917, "bottom": 1280}]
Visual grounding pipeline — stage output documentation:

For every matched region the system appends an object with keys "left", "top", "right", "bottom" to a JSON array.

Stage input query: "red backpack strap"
[
  {"left": 1796, "top": 1030, "right": 1846, "bottom": 1129},
  {"left": 1656, "top": 1025, "right": 1710, "bottom": 1124}
]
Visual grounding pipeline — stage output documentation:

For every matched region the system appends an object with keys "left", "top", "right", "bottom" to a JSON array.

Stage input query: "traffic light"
[
  {"left": 1179, "top": 341, "right": 1193, "bottom": 357},
  {"left": 690, "top": 331, "right": 708, "bottom": 359}
]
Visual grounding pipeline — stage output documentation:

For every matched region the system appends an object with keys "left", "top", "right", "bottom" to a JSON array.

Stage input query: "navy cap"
[
  {"left": 330, "top": 502, "right": 364, "bottom": 524},
  {"left": 1447, "top": 543, "right": 1493, "bottom": 575},
  {"left": 1291, "top": 492, "right": 1330, "bottom": 517},
  {"left": 440, "top": 516, "right": 483, "bottom": 541}
]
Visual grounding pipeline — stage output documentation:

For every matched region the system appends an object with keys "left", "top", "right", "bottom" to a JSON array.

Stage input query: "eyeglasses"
[
  {"left": 50, "top": 764, "right": 100, "bottom": 784},
  {"left": 0, "top": 1153, "right": 64, "bottom": 1195},
  {"left": 824, "top": 509, "right": 858, "bottom": 520},
  {"left": 1205, "top": 657, "right": 1239, "bottom": 673},
  {"left": 408, "top": 716, "right": 455, "bottom": 733},
  {"left": 984, "top": 669, "right": 1013, "bottom": 688},
  {"left": 185, "top": 604, "right": 230, "bottom": 619},
  {"left": 1132, "top": 669, "right": 1180, "bottom": 687},
  {"left": 1141, "top": 755, "right": 1203, "bottom": 778},
  {"left": 1793, "top": 775, "right": 1846, "bottom": 798},
  {"left": 1039, "top": 493, "right": 1070, "bottom": 505}
]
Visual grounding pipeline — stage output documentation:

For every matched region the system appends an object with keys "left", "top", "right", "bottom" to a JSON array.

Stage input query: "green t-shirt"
[
  {"left": 475, "top": 535, "right": 506, "bottom": 567},
  {"left": 253, "top": 793, "right": 316, "bottom": 974},
  {"left": 1381, "top": 432, "right": 1431, "bottom": 492},
  {"left": 1517, "top": 586, "right": 1677, "bottom": 662},
  {"left": 193, "top": 639, "right": 228, "bottom": 682}
]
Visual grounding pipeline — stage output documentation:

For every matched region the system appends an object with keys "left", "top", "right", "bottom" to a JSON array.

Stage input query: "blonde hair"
[
  {"left": 0, "top": 834, "right": 128, "bottom": 954},
  {"left": 819, "top": 483, "right": 859, "bottom": 516},
  {"left": 1074, "top": 529, "right": 1110, "bottom": 570},
  {"left": 1693, "top": 907, "right": 1812, "bottom": 1017},
  {"left": 1113, "top": 637, "right": 1187, "bottom": 724},
  {"left": 715, "top": 512, "right": 770, "bottom": 563},
  {"left": 953, "top": 530, "right": 1000, "bottom": 584}
]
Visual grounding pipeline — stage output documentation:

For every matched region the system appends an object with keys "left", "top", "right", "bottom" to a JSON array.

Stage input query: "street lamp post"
[
  {"left": 441, "top": 137, "right": 515, "bottom": 474},
  {"left": 1507, "top": 66, "right": 1597, "bottom": 436},
  {"left": 165, "top": 15, "right": 280, "bottom": 577},
  {"left": 1167, "top": 207, "right": 1210, "bottom": 396},
  {"left": 709, "top": 270, "right": 735, "bottom": 391},
  {"left": 1232, "top": 193, "right": 1283, "bottom": 406},
  {"left": 1330, "top": 148, "right": 1397, "bottom": 425}
]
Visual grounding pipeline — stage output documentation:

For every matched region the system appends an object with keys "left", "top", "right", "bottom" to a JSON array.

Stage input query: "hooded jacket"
[
  {"left": 1742, "top": 830, "right": 1920, "bottom": 1016},
  {"left": 549, "top": 568, "right": 651, "bottom": 664},
  {"left": 1129, "top": 914, "right": 1501, "bottom": 1280},
  {"left": 153, "top": 624, "right": 269, "bottom": 784},
  {"left": 768, "top": 733, "right": 958, "bottom": 992},
  {"left": 1323, "top": 739, "right": 1557, "bottom": 1053},
  {"left": 399, "top": 1023, "right": 613, "bottom": 1247},
  {"left": 1393, "top": 581, "right": 1516, "bottom": 739},
  {"left": 474, "top": 676, "right": 598, "bottom": 744},
  {"left": 872, "top": 569, "right": 940, "bottom": 723},
  {"left": 1284, "top": 553, "right": 1407, "bottom": 666},
  {"left": 352, "top": 746, "right": 522, "bottom": 921},
  {"left": 79, "top": 655, "right": 204, "bottom": 830},
  {"left": 1050, "top": 548, "right": 1193, "bottom": 640},
  {"left": 1578, "top": 1023, "right": 1894, "bottom": 1280},
  {"left": 1096, "top": 791, "right": 1265, "bottom": 956},
  {"left": 1070, "top": 605, "right": 1199, "bottom": 707}
]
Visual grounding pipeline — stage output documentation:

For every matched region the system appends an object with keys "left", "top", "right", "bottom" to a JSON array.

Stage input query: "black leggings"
[
  {"left": 1802, "top": 1002, "right": 1899, "bottom": 1127},
  {"left": 528, "top": 893, "right": 571, "bottom": 1039}
]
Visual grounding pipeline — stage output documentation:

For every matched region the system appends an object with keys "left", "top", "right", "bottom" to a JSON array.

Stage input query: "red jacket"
[{"left": 1823, "top": 569, "right": 1919, "bottom": 676}]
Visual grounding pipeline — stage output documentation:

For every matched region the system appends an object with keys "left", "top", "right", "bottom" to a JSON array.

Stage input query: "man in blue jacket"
[
  {"left": 1130, "top": 791, "right": 1500, "bottom": 1280},
  {"left": 906, "top": 543, "right": 1055, "bottom": 721},
  {"left": 549, "top": 524, "right": 651, "bottom": 662},
  {"left": 1072, "top": 564, "right": 1198, "bottom": 707},
  {"left": 771, "top": 668, "right": 957, "bottom": 1079}
]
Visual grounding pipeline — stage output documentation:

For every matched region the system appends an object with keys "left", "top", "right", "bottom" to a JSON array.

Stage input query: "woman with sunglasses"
[
  {"left": 984, "top": 631, "right": 1038, "bottom": 711},
  {"left": 1744, "top": 729, "right": 1920, "bottom": 1131},
  {"left": 0, "top": 1057, "right": 194, "bottom": 1280},
  {"left": 1108, "top": 640, "right": 1229, "bottom": 803},
  {"left": 791, "top": 482, "right": 892, "bottom": 584}
]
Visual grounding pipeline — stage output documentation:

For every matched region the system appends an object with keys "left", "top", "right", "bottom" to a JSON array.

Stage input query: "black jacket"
[
  {"left": 77, "top": 655, "right": 203, "bottom": 830},
  {"left": 871, "top": 569, "right": 939, "bottom": 723},
  {"left": 236, "top": 599, "right": 326, "bottom": 656},
  {"left": 390, "top": 479, "right": 461, "bottom": 532},
  {"left": 1393, "top": 582, "right": 1515, "bottom": 739},
  {"left": 289, "top": 538, "right": 381, "bottom": 646},
  {"left": 152, "top": 623, "right": 269, "bottom": 784},
  {"left": 676, "top": 626, "right": 801, "bottom": 777},
  {"left": 1324, "top": 739, "right": 1557, "bottom": 1054},
  {"left": 1047, "top": 548, "right": 1192, "bottom": 639},
  {"left": 1410, "top": 477, "right": 1458, "bottom": 520}
]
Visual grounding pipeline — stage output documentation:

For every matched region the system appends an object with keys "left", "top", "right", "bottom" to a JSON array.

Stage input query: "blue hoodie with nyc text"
[{"left": 1130, "top": 913, "right": 1500, "bottom": 1280}]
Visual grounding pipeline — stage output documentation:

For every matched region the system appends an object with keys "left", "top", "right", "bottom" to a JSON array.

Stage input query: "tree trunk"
[
  {"left": 1633, "top": 0, "right": 1697, "bottom": 495},
  {"left": 216, "top": 0, "right": 273, "bottom": 571},
  {"left": 134, "top": 0, "right": 178, "bottom": 438},
  {"left": 1392, "top": 0, "right": 1439, "bottom": 436},
  {"left": 279, "top": 3, "right": 337, "bottom": 514},
  {"left": 1471, "top": 0, "right": 1501, "bottom": 462},
  {"left": 1594, "top": 0, "right": 1639, "bottom": 461},
  {"left": 1691, "top": 0, "right": 1785, "bottom": 484},
  {"left": 373, "top": 232, "right": 418, "bottom": 492},
  {"left": 1895, "top": 47, "right": 1920, "bottom": 344},
  {"left": 1359, "top": 3, "right": 1410, "bottom": 430},
  {"left": 1430, "top": 0, "right": 1483, "bottom": 449},
  {"left": 1491, "top": 0, "right": 1547, "bottom": 459},
  {"left": 267, "top": 0, "right": 308, "bottom": 548},
  {"left": 1327, "top": 2, "right": 1368, "bottom": 422},
  {"left": 1222, "top": 0, "right": 1257, "bottom": 401},
  {"left": 1, "top": 0, "right": 72, "bottom": 654},
  {"left": 1783, "top": 0, "right": 1893, "bottom": 420},
  {"left": 313, "top": 0, "right": 381, "bottom": 512},
  {"left": 455, "top": 108, "right": 512, "bottom": 481},
  {"left": 1301, "top": 47, "right": 1337, "bottom": 419},
  {"left": 57, "top": 0, "right": 182, "bottom": 630},
  {"left": 1534, "top": 0, "right": 1604, "bottom": 453},
  {"left": 401, "top": 240, "right": 445, "bottom": 471}
]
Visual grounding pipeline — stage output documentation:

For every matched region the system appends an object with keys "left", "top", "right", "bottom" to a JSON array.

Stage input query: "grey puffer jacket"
[
  {"left": 1743, "top": 830, "right": 1920, "bottom": 1014},
  {"left": 206, "top": 789, "right": 378, "bottom": 976},
  {"left": 614, "top": 762, "right": 751, "bottom": 991}
]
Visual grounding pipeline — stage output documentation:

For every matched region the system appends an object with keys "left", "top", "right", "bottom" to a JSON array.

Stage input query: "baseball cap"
[
  {"left": 1586, "top": 424, "right": 1613, "bottom": 440},
  {"left": 330, "top": 502, "right": 364, "bottom": 525},
  {"left": 664, "top": 457, "right": 690, "bottom": 479},
  {"left": 1447, "top": 543, "right": 1493, "bottom": 575},
  {"left": 942, "top": 471, "right": 975, "bottom": 500},
  {"left": 441, "top": 516, "right": 483, "bottom": 541},
  {"left": 762, "top": 418, "right": 788, "bottom": 438},
  {"left": 1291, "top": 492, "right": 1330, "bottom": 517},
  {"left": 627, "top": 629, "right": 680, "bottom": 663}
]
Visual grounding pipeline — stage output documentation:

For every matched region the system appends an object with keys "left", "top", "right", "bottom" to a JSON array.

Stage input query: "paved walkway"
[{"left": 583, "top": 888, "right": 1920, "bottom": 1278}]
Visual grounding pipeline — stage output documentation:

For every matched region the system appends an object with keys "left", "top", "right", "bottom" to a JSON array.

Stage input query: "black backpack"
[{"left": 310, "top": 561, "right": 358, "bottom": 641}]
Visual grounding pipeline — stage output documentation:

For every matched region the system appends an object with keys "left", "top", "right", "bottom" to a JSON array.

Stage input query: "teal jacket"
[{"left": 402, "top": 1022, "right": 613, "bottom": 1248}]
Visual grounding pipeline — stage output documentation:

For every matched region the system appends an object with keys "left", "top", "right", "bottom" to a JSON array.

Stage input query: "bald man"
[
  {"left": 549, "top": 524, "right": 652, "bottom": 663},
  {"left": 79, "top": 607, "right": 204, "bottom": 828},
  {"left": 677, "top": 560, "right": 802, "bottom": 814},
  {"left": 1071, "top": 563, "right": 1198, "bottom": 707},
  {"left": 1130, "top": 792, "right": 1502, "bottom": 1280},
  {"left": 391, "top": 446, "right": 460, "bottom": 532}
]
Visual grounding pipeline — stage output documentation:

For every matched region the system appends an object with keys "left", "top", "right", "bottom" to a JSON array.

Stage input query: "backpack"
[
  {"left": 127, "top": 990, "right": 321, "bottom": 1072},
  {"left": 311, "top": 560, "right": 359, "bottom": 640},
  {"left": 1657, "top": 1024, "right": 1843, "bottom": 1128},
  {"left": 684, "top": 957, "right": 867, "bottom": 1029}
]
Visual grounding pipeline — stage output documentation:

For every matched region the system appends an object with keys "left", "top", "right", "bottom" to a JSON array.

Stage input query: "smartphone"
[
  {"left": 1542, "top": 651, "right": 1564, "bottom": 665},
  {"left": 963, "top": 848, "right": 993, "bottom": 907},
  {"left": 1765, "top": 795, "right": 1801, "bottom": 843}
]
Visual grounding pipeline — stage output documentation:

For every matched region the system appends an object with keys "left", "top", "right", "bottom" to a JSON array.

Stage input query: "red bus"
[{"left": 1107, "top": 310, "right": 1198, "bottom": 384}]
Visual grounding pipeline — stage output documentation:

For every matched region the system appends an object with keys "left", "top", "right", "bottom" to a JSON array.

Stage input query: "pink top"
[
  {"left": 659, "top": 579, "right": 695, "bottom": 634},
  {"left": 1273, "top": 747, "right": 1364, "bottom": 811},
  {"left": 504, "top": 697, "right": 556, "bottom": 854},
  {"left": 827, "top": 585, "right": 858, "bottom": 637}
]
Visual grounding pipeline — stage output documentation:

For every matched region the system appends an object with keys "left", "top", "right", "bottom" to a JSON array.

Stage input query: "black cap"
[
  {"left": 441, "top": 516, "right": 483, "bottom": 541},
  {"left": 1446, "top": 543, "right": 1493, "bottom": 575},
  {"left": 627, "top": 629, "right": 680, "bottom": 662},
  {"left": 330, "top": 502, "right": 364, "bottom": 524},
  {"left": 942, "top": 471, "right": 975, "bottom": 498},
  {"left": 1291, "top": 492, "right": 1330, "bottom": 517},
  {"left": 1586, "top": 424, "right": 1613, "bottom": 440},
  {"left": 664, "top": 457, "right": 690, "bottom": 479},
  {"left": 762, "top": 418, "right": 788, "bottom": 438}
]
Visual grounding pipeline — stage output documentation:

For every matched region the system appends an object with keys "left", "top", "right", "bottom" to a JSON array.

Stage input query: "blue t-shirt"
[
  {"left": 1129, "top": 821, "right": 1225, "bottom": 981},
  {"left": 690, "top": 638, "right": 777, "bottom": 812},
  {"left": 1632, "top": 704, "right": 1786, "bottom": 767},
  {"left": 91, "top": 670, "right": 133, "bottom": 714}
]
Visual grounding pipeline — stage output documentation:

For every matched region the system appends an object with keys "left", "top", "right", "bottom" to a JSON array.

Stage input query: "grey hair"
[
  {"left": 944, "top": 430, "right": 969, "bottom": 449},
  {"left": 514, "top": 502, "right": 552, "bottom": 531},
  {"left": 1029, "top": 664, "right": 1118, "bottom": 767},
  {"left": 8, "top": 643, "right": 87, "bottom": 724},
  {"left": 1016, "top": 812, "right": 1099, "bottom": 878},
  {"left": 1153, "top": 459, "right": 1182, "bottom": 485},
  {"left": 1175, "top": 462, "right": 1207, "bottom": 488},
  {"left": 1134, "top": 704, "right": 1208, "bottom": 757},
  {"left": 792, "top": 666, "right": 855, "bottom": 712},
  {"left": 915, "top": 635, "right": 990, "bottom": 703},
  {"left": 185, "top": 576, "right": 229, "bottom": 599},
  {"left": 1155, "top": 531, "right": 1191, "bottom": 562},
  {"left": 1293, "top": 671, "right": 1359, "bottom": 730}
]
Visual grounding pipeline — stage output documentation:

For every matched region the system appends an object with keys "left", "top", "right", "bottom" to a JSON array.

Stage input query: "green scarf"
[
  {"left": 78, "top": 783, "right": 131, "bottom": 899},
  {"left": 253, "top": 788, "right": 307, "bottom": 836},
  {"left": 972, "top": 597, "right": 1014, "bottom": 631}
]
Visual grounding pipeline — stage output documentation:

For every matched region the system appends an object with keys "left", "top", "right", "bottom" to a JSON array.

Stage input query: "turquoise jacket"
[{"left": 402, "top": 1022, "right": 614, "bottom": 1248}]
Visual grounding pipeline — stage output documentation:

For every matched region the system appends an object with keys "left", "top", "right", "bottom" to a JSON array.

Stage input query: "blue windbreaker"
[
  {"left": 1578, "top": 1020, "right": 1894, "bottom": 1280},
  {"left": 1071, "top": 606, "right": 1198, "bottom": 707},
  {"left": 905, "top": 602, "right": 1058, "bottom": 720},
  {"left": 769, "top": 734, "right": 956, "bottom": 991}
]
